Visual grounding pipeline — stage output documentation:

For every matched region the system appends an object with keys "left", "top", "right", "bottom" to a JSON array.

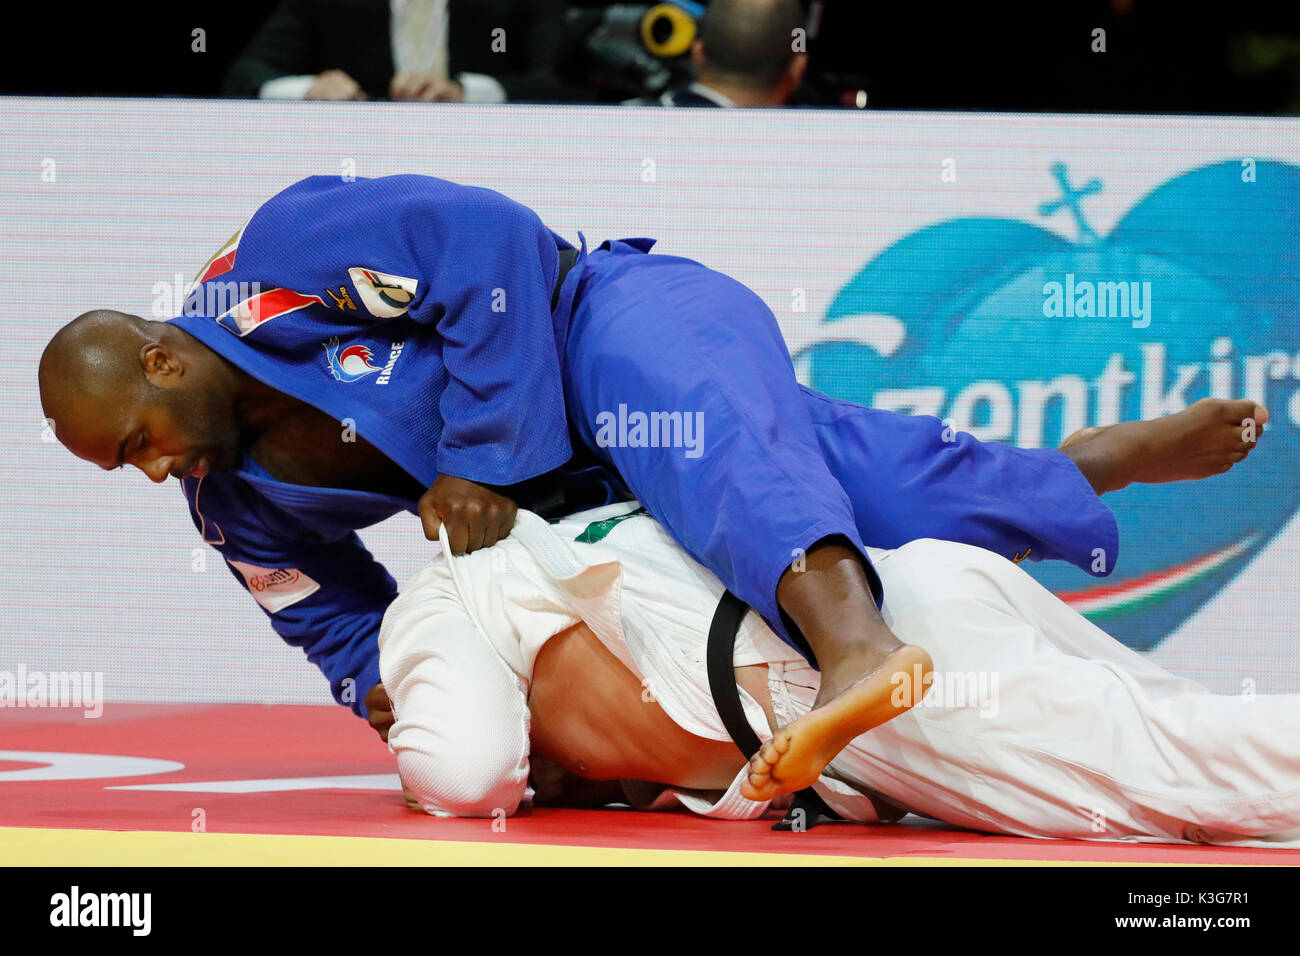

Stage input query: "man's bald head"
[
  {"left": 39, "top": 310, "right": 153, "bottom": 428},
  {"left": 39, "top": 310, "right": 242, "bottom": 481},
  {"left": 697, "top": 0, "right": 807, "bottom": 90}
]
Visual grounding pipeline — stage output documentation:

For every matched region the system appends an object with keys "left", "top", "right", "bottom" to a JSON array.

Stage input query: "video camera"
[{"left": 559, "top": 2, "right": 706, "bottom": 99}]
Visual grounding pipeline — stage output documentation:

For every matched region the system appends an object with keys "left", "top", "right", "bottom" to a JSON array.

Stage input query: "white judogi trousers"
[{"left": 379, "top": 503, "right": 1300, "bottom": 848}]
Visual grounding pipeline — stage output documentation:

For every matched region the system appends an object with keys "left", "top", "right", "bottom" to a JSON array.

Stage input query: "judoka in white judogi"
[{"left": 378, "top": 502, "right": 1300, "bottom": 848}]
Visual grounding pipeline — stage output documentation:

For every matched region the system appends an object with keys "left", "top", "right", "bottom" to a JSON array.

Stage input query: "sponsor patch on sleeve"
[
  {"left": 227, "top": 560, "right": 322, "bottom": 614},
  {"left": 348, "top": 267, "right": 419, "bottom": 318}
]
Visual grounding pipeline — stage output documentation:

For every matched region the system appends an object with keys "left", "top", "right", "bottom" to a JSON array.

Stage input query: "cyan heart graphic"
[{"left": 806, "top": 160, "right": 1300, "bottom": 649}]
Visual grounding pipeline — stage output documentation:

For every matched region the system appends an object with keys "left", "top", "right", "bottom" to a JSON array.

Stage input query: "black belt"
[
  {"left": 706, "top": 591, "right": 844, "bottom": 831},
  {"left": 551, "top": 246, "right": 580, "bottom": 312}
]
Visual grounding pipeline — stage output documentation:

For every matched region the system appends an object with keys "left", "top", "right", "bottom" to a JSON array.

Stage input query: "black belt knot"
[{"left": 551, "top": 246, "right": 580, "bottom": 312}]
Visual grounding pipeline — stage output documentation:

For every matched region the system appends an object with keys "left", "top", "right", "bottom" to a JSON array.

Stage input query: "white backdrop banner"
[{"left": 3, "top": 97, "right": 1298, "bottom": 705}]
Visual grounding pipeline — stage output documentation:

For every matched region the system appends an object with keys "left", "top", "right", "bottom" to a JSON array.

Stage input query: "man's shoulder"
[
  {"left": 240, "top": 173, "right": 536, "bottom": 257},
  {"left": 256, "top": 173, "right": 491, "bottom": 214},
  {"left": 621, "top": 87, "right": 729, "bottom": 108}
]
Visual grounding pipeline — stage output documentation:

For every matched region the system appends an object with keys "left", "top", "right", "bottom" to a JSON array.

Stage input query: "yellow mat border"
[{"left": 0, "top": 826, "right": 1243, "bottom": 867}]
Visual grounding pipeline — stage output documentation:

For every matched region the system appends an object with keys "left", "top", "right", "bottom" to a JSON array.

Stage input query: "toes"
[
  {"left": 742, "top": 762, "right": 776, "bottom": 802},
  {"left": 751, "top": 738, "right": 787, "bottom": 773},
  {"left": 1216, "top": 398, "right": 1257, "bottom": 424},
  {"left": 1213, "top": 421, "right": 1260, "bottom": 455},
  {"left": 1218, "top": 399, "right": 1269, "bottom": 433},
  {"left": 759, "top": 732, "right": 790, "bottom": 763},
  {"left": 1241, "top": 421, "right": 1266, "bottom": 448},
  {"left": 743, "top": 731, "right": 797, "bottom": 803}
]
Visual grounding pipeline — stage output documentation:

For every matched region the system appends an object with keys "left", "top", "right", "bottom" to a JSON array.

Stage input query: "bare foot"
[
  {"left": 1060, "top": 398, "right": 1268, "bottom": 494},
  {"left": 739, "top": 643, "right": 932, "bottom": 802},
  {"left": 403, "top": 781, "right": 421, "bottom": 811}
]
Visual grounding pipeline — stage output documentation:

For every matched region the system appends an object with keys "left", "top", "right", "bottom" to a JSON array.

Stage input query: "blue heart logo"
[{"left": 804, "top": 160, "right": 1300, "bottom": 649}]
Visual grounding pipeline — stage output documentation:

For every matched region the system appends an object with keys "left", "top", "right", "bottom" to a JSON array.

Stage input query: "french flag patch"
[{"left": 216, "top": 288, "right": 324, "bottom": 336}]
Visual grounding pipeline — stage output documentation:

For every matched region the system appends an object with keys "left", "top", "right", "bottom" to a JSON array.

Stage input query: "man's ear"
[
  {"left": 140, "top": 341, "right": 182, "bottom": 386},
  {"left": 787, "top": 52, "right": 809, "bottom": 92},
  {"left": 691, "top": 37, "right": 706, "bottom": 69}
]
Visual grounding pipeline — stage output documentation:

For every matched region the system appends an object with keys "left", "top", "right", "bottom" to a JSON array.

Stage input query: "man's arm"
[
  {"left": 222, "top": 0, "right": 319, "bottom": 97},
  {"left": 254, "top": 529, "right": 393, "bottom": 717},
  {"left": 237, "top": 174, "right": 575, "bottom": 552},
  {"left": 181, "top": 474, "right": 396, "bottom": 723},
  {"left": 400, "top": 177, "right": 573, "bottom": 553}
]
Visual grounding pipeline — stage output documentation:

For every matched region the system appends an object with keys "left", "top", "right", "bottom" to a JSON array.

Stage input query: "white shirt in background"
[{"left": 259, "top": 0, "right": 507, "bottom": 103}]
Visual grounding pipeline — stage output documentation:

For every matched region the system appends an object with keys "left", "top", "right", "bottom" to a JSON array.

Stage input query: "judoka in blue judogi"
[{"left": 43, "top": 175, "right": 1142, "bottom": 741}]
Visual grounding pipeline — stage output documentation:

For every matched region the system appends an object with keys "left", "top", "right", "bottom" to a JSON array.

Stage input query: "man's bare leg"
[
  {"left": 1059, "top": 398, "right": 1268, "bottom": 495},
  {"left": 740, "top": 540, "right": 932, "bottom": 802}
]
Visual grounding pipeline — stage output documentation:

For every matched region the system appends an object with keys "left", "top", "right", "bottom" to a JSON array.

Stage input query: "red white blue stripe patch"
[{"left": 216, "top": 288, "right": 324, "bottom": 337}]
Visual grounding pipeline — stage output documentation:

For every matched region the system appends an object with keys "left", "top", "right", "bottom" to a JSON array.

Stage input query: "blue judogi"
[
  {"left": 169, "top": 174, "right": 1118, "bottom": 715},
  {"left": 562, "top": 240, "right": 1117, "bottom": 656}
]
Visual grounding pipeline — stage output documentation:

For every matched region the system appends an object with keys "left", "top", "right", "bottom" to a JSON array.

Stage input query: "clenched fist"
[{"left": 419, "top": 473, "right": 518, "bottom": 554}]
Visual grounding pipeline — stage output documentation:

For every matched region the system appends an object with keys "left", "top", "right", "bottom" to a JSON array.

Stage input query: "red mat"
[{"left": 1, "top": 703, "right": 1295, "bottom": 864}]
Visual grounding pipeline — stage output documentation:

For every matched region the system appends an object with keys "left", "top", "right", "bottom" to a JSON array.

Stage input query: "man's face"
[{"left": 62, "top": 367, "right": 241, "bottom": 484}]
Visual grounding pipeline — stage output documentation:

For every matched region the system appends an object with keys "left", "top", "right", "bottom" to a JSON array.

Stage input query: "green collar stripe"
[{"left": 575, "top": 507, "right": 649, "bottom": 543}]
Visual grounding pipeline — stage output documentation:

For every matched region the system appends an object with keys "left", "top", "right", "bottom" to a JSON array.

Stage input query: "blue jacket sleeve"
[
  {"left": 181, "top": 475, "right": 396, "bottom": 719},
  {"left": 240, "top": 174, "right": 575, "bottom": 486},
  {"left": 414, "top": 184, "right": 571, "bottom": 485}
]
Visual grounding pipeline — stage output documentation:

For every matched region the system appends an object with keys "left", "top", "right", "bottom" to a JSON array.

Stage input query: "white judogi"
[{"left": 379, "top": 502, "right": 1300, "bottom": 847}]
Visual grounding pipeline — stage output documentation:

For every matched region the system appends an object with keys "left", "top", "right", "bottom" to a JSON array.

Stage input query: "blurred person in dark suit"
[{"left": 223, "top": 0, "right": 584, "bottom": 103}]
